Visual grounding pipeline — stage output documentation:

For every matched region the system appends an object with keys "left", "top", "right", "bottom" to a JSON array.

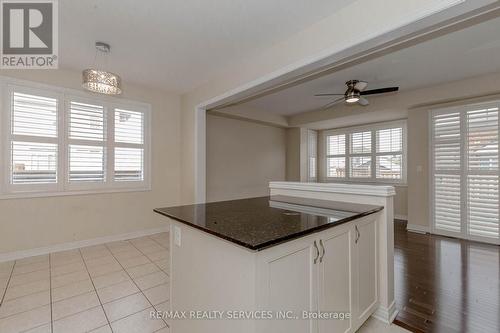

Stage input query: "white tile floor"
[
  {"left": 0, "top": 232, "right": 407, "bottom": 333},
  {"left": 0, "top": 233, "right": 170, "bottom": 333}
]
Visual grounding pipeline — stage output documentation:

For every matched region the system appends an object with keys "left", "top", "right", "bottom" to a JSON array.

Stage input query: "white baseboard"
[
  {"left": 406, "top": 223, "right": 430, "bottom": 234},
  {"left": 394, "top": 214, "right": 407, "bottom": 221},
  {"left": 372, "top": 300, "right": 398, "bottom": 324},
  {"left": 0, "top": 226, "right": 170, "bottom": 263}
]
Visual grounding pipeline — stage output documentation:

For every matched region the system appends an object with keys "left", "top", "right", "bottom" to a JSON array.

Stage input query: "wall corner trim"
[{"left": 372, "top": 300, "right": 399, "bottom": 324}]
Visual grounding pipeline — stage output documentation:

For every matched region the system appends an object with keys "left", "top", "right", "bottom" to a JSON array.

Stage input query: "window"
[
  {"left": 114, "top": 109, "right": 145, "bottom": 181},
  {"left": 307, "top": 129, "right": 317, "bottom": 181},
  {"left": 431, "top": 103, "right": 499, "bottom": 244},
  {"left": 322, "top": 120, "right": 406, "bottom": 183},
  {"left": 326, "top": 134, "right": 346, "bottom": 178},
  {"left": 1, "top": 81, "right": 150, "bottom": 198},
  {"left": 68, "top": 101, "right": 105, "bottom": 183},
  {"left": 9, "top": 90, "right": 59, "bottom": 188}
]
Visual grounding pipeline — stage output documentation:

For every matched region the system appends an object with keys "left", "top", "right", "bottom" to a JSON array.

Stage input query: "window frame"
[
  {"left": 320, "top": 119, "right": 407, "bottom": 184},
  {"left": 0, "top": 77, "right": 151, "bottom": 199}
]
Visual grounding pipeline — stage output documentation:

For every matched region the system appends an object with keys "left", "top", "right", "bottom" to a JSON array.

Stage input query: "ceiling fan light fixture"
[{"left": 345, "top": 91, "right": 360, "bottom": 103}]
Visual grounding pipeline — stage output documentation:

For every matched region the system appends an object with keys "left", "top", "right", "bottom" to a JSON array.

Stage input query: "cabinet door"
[
  {"left": 318, "top": 224, "right": 353, "bottom": 333},
  {"left": 261, "top": 238, "right": 318, "bottom": 333},
  {"left": 353, "top": 218, "right": 378, "bottom": 327}
]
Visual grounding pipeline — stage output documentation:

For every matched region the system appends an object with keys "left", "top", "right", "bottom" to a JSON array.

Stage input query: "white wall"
[
  {"left": 206, "top": 114, "right": 286, "bottom": 202},
  {"left": 0, "top": 69, "right": 181, "bottom": 255}
]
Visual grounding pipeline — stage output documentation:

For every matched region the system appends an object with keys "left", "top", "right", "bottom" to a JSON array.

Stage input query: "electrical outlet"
[{"left": 174, "top": 226, "right": 181, "bottom": 247}]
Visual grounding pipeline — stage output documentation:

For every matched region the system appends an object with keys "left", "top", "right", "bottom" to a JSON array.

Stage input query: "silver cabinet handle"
[
  {"left": 319, "top": 239, "right": 325, "bottom": 263},
  {"left": 313, "top": 240, "right": 320, "bottom": 264},
  {"left": 355, "top": 225, "right": 360, "bottom": 244}
]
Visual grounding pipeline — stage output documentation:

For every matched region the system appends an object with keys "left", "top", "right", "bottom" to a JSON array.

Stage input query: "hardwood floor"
[{"left": 393, "top": 220, "right": 500, "bottom": 333}]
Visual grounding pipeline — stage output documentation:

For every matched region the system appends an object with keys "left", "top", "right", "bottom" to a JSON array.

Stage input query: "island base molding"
[{"left": 372, "top": 300, "right": 399, "bottom": 324}]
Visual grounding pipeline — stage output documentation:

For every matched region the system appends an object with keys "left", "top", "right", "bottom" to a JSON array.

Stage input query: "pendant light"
[{"left": 82, "top": 42, "right": 122, "bottom": 95}]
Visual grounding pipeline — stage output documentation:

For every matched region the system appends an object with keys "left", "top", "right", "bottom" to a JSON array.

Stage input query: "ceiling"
[
  {"left": 241, "top": 14, "right": 500, "bottom": 116},
  {"left": 59, "top": 0, "right": 355, "bottom": 93}
]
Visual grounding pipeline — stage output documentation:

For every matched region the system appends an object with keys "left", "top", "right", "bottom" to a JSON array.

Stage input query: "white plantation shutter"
[
  {"left": 434, "top": 174, "right": 461, "bottom": 233},
  {"left": 431, "top": 104, "right": 499, "bottom": 244},
  {"left": 10, "top": 91, "right": 59, "bottom": 185},
  {"left": 468, "top": 175, "right": 498, "bottom": 238},
  {"left": 323, "top": 121, "right": 406, "bottom": 182},
  {"left": 68, "top": 101, "right": 105, "bottom": 182},
  {"left": 350, "top": 156, "right": 371, "bottom": 178},
  {"left": 350, "top": 131, "right": 371, "bottom": 154},
  {"left": 11, "top": 141, "right": 57, "bottom": 184},
  {"left": 12, "top": 92, "right": 57, "bottom": 138},
  {"left": 115, "top": 109, "right": 144, "bottom": 144},
  {"left": 68, "top": 145, "right": 104, "bottom": 182},
  {"left": 326, "top": 134, "right": 346, "bottom": 178},
  {"left": 115, "top": 147, "right": 143, "bottom": 181},
  {"left": 432, "top": 112, "right": 462, "bottom": 233},
  {"left": 466, "top": 107, "right": 499, "bottom": 240},
  {"left": 2, "top": 82, "right": 150, "bottom": 197},
  {"left": 350, "top": 131, "right": 371, "bottom": 178},
  {"left": 376, "top": 128, "right": 403, "bottom": 179},
  {"left": 114, "top": 108, "right": 145, "bottom": 182},
  {"left": 69, "top": 102, "right": 104, "bottom": 141},
  {"left": 307, "top": 130, "right": 317, "bottom": 181}
]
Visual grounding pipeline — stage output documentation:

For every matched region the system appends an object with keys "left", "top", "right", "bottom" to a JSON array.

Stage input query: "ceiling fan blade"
[
  {"left": 354, "top": 81, "right": 368, "bottom": 91},
  {"left": 360, "top": 87, "right": 399, "bottom": 96},
  {"left": 358, "top": 97, "right": 369, "bottom": 106},
  {"left": 322, "top": 97, "right": 345, "bottom": 109},
  {"left": 314, "top": 93, "right": 344, "bottom": 97}
]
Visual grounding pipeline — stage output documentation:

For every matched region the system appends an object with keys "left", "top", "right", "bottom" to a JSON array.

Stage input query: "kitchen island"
[{"left": 154, "top": 182, "right": 397, "bottom": 333}]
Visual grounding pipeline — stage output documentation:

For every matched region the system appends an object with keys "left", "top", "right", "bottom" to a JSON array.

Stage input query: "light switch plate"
[{"left": 174, "top": 226, "right": 181, "bottom": 247}]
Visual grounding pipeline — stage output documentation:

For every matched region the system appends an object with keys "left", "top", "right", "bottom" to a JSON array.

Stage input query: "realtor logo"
[{"left": 1, "top": 0, "right": 58, "bottom": 68}]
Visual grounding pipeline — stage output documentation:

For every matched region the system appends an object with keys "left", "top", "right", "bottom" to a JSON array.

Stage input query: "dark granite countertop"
[{"left": 154, "top": 195, "right": 383, "bottom": 251}]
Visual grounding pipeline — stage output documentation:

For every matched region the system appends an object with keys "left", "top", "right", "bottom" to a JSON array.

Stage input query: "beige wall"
[
  {"left": 206, "top": 114, "right": 286, "bottom": 202},
  {"left": 0, "top": 69, "right": 181, "bottom": 254},
  {"left": 292, "top": 71, "right": 500, "bottom": 228},
  {"left": 285, "top": 128, "right": 308, "bottom": 182}
]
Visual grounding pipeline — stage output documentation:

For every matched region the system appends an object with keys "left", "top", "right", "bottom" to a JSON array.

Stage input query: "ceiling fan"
[{"left": 315, "top": 80, "right": 399, "bottom": 108}]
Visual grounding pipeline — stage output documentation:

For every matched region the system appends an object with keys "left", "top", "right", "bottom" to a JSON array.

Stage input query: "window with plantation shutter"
[
  {"left": 68, "top": 101, "right": 105, "bottom": 182},
  {"left": 467, "top": 107, "right": 499, "bottom": 240},
  {"left": 376, "top": 128, "right": 403, "bottom": 179},
  {"left": 114, "top": 109, "right": 145, "bottom": 182},
  {"left": 323, "top": 120, "right": 406, "bottom": 183},
  {"left": 326, "top": 134, "right": 346, "bottom": 178},
  {"left": 431, "top": 103, "right": 499, "bottom": 245},
  {"left": 350, "top": 131, "right": 371, "bottom": 178},
  {"left": 307, "top": 130, "right": 317, "bottom": 181},
  {"left": 1, "top": 81, "right": 150, "bottom": 198},
  {"left": 9, "top": 91, "right": 59, "bottom": 186}
]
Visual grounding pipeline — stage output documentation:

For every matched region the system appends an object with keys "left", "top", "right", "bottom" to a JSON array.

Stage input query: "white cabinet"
[
  {"left": 352, "top": 218, "right": 378, "bottom": 328},
  {"left": 258, "top": 235, "right": 318, "bottom": 333},
  {"left": 318, "top": 224, "right": 353, "bottom": 333},
  {"left": 258, "top": 216, "right": 378, "bottom": 333}
]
